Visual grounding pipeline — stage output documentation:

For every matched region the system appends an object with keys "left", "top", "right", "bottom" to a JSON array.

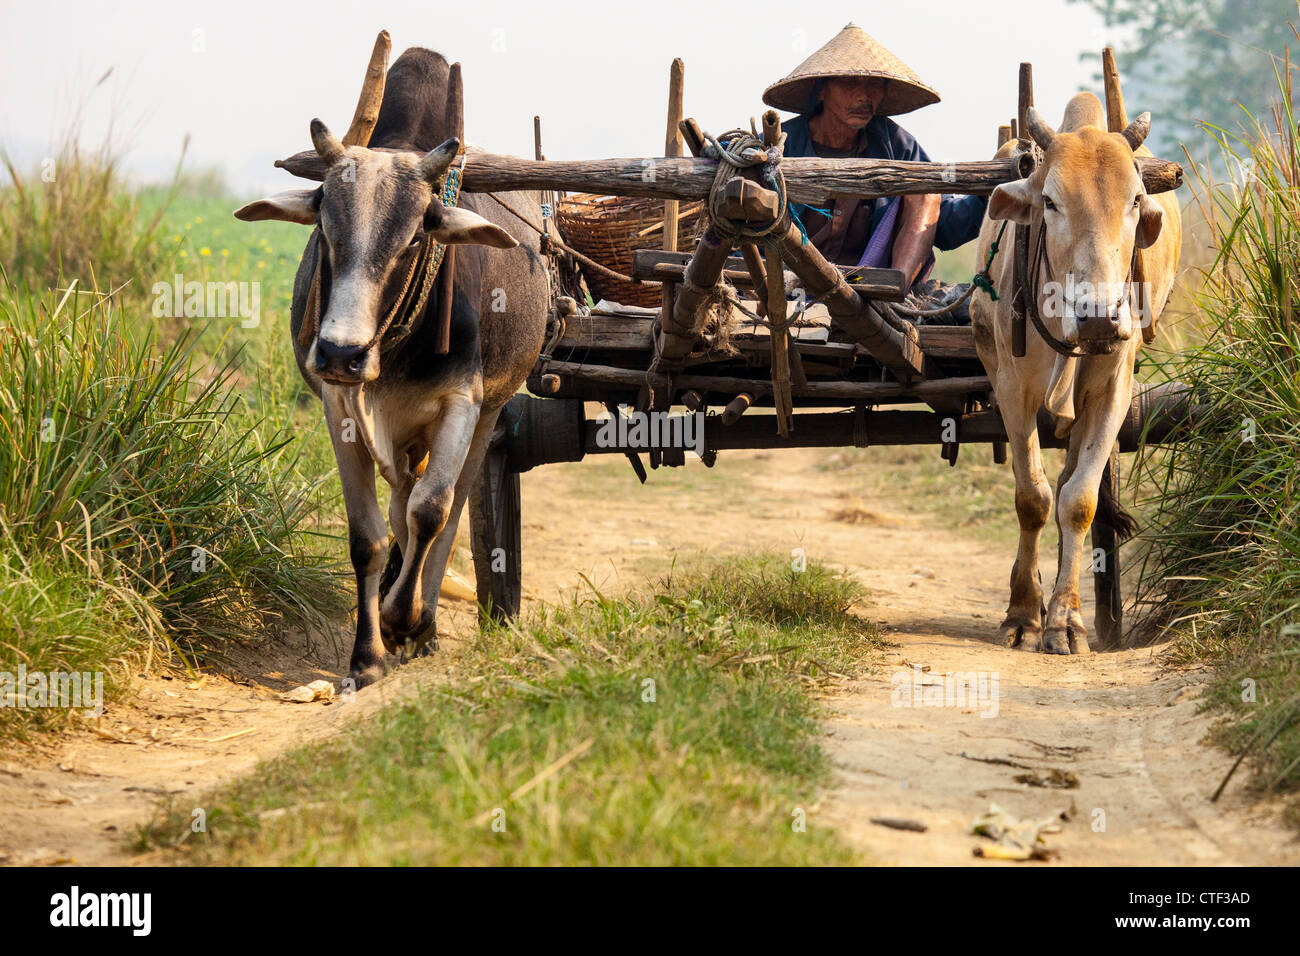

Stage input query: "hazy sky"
[{"left": 1, "top": 0, "right": 1118, "bottom": 196}]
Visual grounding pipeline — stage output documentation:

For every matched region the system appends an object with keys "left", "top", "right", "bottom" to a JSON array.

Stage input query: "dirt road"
[{"left": 2, "top": 441, "right": 1295, "bottom": 865}]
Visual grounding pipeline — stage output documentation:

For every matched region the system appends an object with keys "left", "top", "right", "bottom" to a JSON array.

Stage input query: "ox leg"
[
  {"left": 1044, "top": 396, "right": 1129, "bottom": 655},
  {"left": 411, "top": 407, "right": 502, "bottom": 658},
  {"left": 380, "top": 391, "right": 480, "bottom": 652},
  {"left": 378, "top": 474, "right": 414, "bottom": 611},
  {"left": 324, "top": 393, "right": 389, "bottom": 689},
  {"left": 999, "top": 394, "right": 1052, "bottom": 652}
]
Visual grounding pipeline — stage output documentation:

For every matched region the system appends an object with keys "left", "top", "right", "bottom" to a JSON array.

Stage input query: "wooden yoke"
[{"left": 655, "top": 112, "right": 925, "bottom": 405}]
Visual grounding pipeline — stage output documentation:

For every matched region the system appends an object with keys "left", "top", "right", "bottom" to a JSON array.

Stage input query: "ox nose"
[
  {"left": 1076, "top": 312, "right": 1122, "bottom": 341},
  {"left": 315, "top": 339, "right": 369, "bottom": 379}
]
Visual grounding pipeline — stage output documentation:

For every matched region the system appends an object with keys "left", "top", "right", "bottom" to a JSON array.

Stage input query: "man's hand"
[{"left": 891, "top": 193, "right": 941, "bottom": 290}]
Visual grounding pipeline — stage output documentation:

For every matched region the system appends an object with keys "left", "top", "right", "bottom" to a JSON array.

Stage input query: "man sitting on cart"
[{"left": 763, "top": 23, "right": 986, "bottom": 293}]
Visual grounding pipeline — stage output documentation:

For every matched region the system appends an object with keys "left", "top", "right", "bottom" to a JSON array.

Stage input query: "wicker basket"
[{"left": 556, "top": 194, "right": 706, "bottom": 308}]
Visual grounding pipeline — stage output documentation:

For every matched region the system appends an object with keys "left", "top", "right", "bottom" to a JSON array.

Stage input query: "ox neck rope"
[
  {"left": 298, "top": 166, "right": 463, "bottom": 358},
  {"left": 1015, "top": 215, "right": 1138, "bottom": 359}
]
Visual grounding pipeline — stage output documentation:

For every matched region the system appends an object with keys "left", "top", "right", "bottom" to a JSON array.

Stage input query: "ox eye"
[{"left": 1042, "top": 196, "right": 1057, "bottom": 211}]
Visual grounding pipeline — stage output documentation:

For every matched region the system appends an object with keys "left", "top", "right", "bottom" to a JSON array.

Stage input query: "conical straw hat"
[{"left": 763, "top": 23, "right": 940, "bottom": 116}]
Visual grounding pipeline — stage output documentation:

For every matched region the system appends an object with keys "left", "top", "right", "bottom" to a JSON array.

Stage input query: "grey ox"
[{"left": 235, "top": 45, "right": 548, "bottom": 687}]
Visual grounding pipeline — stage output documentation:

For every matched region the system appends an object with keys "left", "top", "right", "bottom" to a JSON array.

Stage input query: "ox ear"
[
  {"left": 1135, "top": 193, "right": 1164, "bottom": 249},
  {"left": 987, "top": 179, "right": 1037, "bottom": 226},
  {"left": 428, "top": 206, "right": 518, "bottom": 249},
  {"left": 233, "top": 188, "right": 319, "bottom": 225}
]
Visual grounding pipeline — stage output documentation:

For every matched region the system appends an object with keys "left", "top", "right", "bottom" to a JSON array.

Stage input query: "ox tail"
[{"left": 1096, "top": 476, "right": 1139, "bottom": 542}]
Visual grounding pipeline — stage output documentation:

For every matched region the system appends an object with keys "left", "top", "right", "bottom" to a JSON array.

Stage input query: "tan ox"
[{"left": 970, "top": 92, "right": 1181, "bottom": 654}]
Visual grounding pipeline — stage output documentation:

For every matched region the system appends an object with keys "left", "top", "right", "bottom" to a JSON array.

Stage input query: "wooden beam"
[
  {"left": 272, "top": 148, "right": 1188, "bottom": 201},
  {"left": 657, "top": 227, "right": 733, "bottom": 366},
  {"left": 541, "top": 359, "right": 986, "bottom": 402},
  {"left": 774, "top": 221, "right": 924, "bottom": 381}
]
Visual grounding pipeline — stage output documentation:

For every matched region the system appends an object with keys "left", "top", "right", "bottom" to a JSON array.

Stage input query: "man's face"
[{"left": 819, "top": 77, "right": 887, "bottom": 129}]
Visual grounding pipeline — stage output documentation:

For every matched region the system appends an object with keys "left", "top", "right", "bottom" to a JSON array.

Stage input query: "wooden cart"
[{"left": 451, "top": 55, "right": 1193, "bottom": 649}]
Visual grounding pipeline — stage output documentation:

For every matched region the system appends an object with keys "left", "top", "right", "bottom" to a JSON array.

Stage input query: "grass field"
[{"left": 0, "top": 152, "right": 345, "bottom": 738}]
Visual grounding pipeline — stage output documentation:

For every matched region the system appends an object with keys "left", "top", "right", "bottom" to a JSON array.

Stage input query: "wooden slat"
[
  {"left": 553, "top": 313, "right": 980, "bottom": 362},
  {"left": 916, "top": 325, "right": 977, "bottom": 360},
  {"left": 631, "top": 249, "right": 907, "bottom": 302}
]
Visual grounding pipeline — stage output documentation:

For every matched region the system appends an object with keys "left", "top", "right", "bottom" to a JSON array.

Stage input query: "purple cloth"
[{"left": 857, "top": 197, "right": 901, "bottom": 269}]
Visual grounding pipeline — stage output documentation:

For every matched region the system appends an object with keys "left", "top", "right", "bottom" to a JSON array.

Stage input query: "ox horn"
[
  {"left": 1024, "top": 106, "right": 1056, "bottom": 150},
  {"left": 342, "top": 30, "right": 391, "bottom": 148},
  {"left": 310, "top": 119, "right": 346, "bottom": 166},
  {"left": 419, "top": 138, "right": 460, "bottom": 182},
  {"left": 1121, "top": 112, "right": 1151, "bottom": 151}
]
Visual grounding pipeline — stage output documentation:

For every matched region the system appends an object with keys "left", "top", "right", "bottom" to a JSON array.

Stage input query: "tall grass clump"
[
  {"left": 1136, "top": 51, "right": 1300, "bottom": 803},
  {"left": 0, "top": 274, "right": 343, "bottom": 736},
  {"left": 0, "top": 133, "right": 182, "bottom": 301}
]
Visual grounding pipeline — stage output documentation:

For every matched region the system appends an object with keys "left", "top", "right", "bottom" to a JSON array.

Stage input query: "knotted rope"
[{"left": 701, "top": 126, "right": 789, "bottom": 242}]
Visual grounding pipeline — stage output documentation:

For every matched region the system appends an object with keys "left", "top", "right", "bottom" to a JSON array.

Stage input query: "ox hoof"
[
  {"left": 1001, "top": 619, "right": 1042, "bottom": 652},
  {"left": 1043, "top": 627, "right": 1074, "bottom": 655},
  {"left": 382, "top": 606, "right": 435, "bottom": 659},
  {"left": 347, "top": 661, "right": 386, "bottom": 690},
  {"left": 1068, "top": 627, "right": 1091, "bottom": 654}
]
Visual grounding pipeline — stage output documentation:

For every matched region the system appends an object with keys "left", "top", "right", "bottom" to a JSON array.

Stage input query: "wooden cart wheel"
[
  {"left": 470, "top": 437, "right": 522, "bottom": 623},
  {"left": 1091, "top": 445, "right": 1123, "bottom": 650}
]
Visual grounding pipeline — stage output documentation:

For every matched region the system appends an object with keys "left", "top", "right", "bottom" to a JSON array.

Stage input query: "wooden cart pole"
[
  {"left": 1017, "top": 62, "right": 1034, "bottom": 144},
  {"left": 1102, "top": 47, "right": 1128, "bottom": 132},
  {"left": 1011, "top": 63, "right": 1035, "bottom": 358},
  {"left": 661, "top": 58, "right": 685, "bottom": 328}
]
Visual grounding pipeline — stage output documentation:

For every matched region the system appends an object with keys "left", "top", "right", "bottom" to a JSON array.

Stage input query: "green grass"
[
  {"left": 137, "top": 554, "right": 880, "bottom": 865},
  {"left": 1134, "top": 57, "right": 1300, "bottom": 806},
  {"left": 0, "top": 275, "right": 346, "bottom": 736},
  {"left": 0, "top": 136, "right": 351, "bottom": 737},
  {"left": 0, "top": 138, "right": 181, "bottom": 302}
]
